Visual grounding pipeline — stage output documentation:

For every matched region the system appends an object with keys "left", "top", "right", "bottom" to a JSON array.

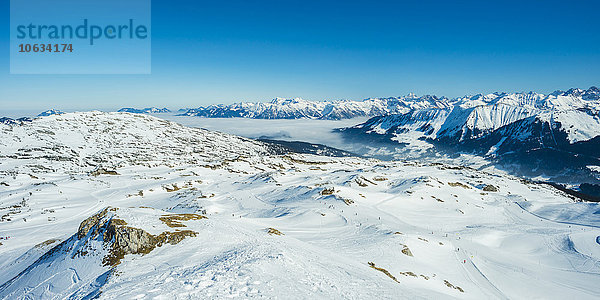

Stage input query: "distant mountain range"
[
  {"left": 1, "top": 109, "right": 65, "bottom": 123},
  {"left": 23, "top": 87, "right": 600, "bottom": 124},
  {"left": 0, "top": 117, "right": 33, "bottom": 126},
  {"left": 338, "top": 87, "right": 600, "bottom": 186},
  {"left": 178, "top": 96, "right": 451, "bottom": 120},
  {"left": 118, "top": 107, "right": 171, "bottom": 114},
  {"left": 177, "top": 88, "right": 600, "bottom": 122}
]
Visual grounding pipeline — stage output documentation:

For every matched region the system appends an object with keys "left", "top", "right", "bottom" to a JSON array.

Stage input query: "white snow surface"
[{"left": 0, "top": 112, "right": 599, "bottom": 299}]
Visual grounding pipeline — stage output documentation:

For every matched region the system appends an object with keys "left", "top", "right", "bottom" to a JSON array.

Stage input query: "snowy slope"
[
  {"left": 436, "top": 103, "right": 540, "bottom": 142},
  {"left": 0, "top": 112, "right": 271, "bottom": 174},
  {"left": 0, "top": 112, "right": 599, "bottom": 299},
  {"left": 436, "top": 88, "right": 600, "bottom": 143},
  {"left": 350, "top": 108, "right": 449, "bottom": 138}
]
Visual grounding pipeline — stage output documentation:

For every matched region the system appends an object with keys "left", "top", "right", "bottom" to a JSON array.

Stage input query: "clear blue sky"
[{"left": 1, "top": 0, "right": 599, "bottom": 111}]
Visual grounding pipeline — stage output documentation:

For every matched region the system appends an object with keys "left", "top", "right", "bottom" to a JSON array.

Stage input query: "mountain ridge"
[
  {"left": 338, "top": 88, "right": 600, "bottom": 186},
  {"left": 178, "top": 86, "right": 599, "bottom": 120}
]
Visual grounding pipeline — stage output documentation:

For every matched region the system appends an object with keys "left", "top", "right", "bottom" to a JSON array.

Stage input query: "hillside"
[{"left": 0, "top": 112, "right": 599, "bottom": 299}]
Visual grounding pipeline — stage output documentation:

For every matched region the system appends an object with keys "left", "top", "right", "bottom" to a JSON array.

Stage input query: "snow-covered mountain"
[
  {"left": 0, "top": 117, "right": 33, "bottom": 126},
  {"left": 0, "top": 112, "right": 270, "bottom": 174},
  {"left": 118, "top": 107, "right": 171, "bottom": 114},
  {"left": 179, "top": 96, "right": 451, "bottom": 120},
  {"left": 436, "top": 88, "right": 600, "bottom": 142},
  {"left": 1, "top": 112, "right": 599, "bottom": 299},
  {"left": 178, "top": 87, "right": 600, "bottom": 123},
  {"left": 339, "top": 87, "right": 600, "bottom": 185},
  {"left": 37, "top": 109, "right": 64, "bottom": 117},
  {"left": 345, "top": 87, "right": 600, "bottom": 142}
]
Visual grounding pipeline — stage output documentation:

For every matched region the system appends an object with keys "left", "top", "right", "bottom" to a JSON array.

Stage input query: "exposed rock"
[
  {"left": 77, "top": 207, "right": 113, "bottom": 239},
  {"left": 266, "top": 227, "right": 284, "bottom": 236},
  {"left": 354, "top": 177, "right": 368, "bottom": 187},
  {"left": 372, "top": 176, "right": 388, "bottom": 181},
  {"left": 399, "top": 271, "right": 418, "bottom": 278},
  {"left": 321, "top": 187, "right": 335, "bottom": 195},
  {"left": 443, "top": 279, "right": 464, "bottom": 292},
  {"left": 401, "top": 245, "right": 413, "bottom": 257},
  {"left": 76, "top": 207, "right": 199, "bottom": 266},
  {"left": 103, "top": 223, "right": 155, "bottom": 266},
  {"left": 448, "top": 182, "right": 471, "bottom": 189},
  {"left": 482, "top": 184, "right": 499, "bottom": 192},
  {"left": 90, "top": 168, "right": 120, "bottom": 176},
  {"left": 163, "top": 184, "right": 181, "bottom": 192},
  {"left": 368, "top": 262, "right": 399, "bottom": 283},
  {"left": 159, "top": 213, "right": 206, "bottom": 228},
  {"left": 336, "top": 195, "right": 355, "bottom": 205}
]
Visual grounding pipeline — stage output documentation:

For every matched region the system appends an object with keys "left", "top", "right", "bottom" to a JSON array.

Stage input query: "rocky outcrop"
[
  {"left": 77, "top": 207, "right": 113, "bottom": 238},
  {"left": 89, "top": 168, "right": 120, "bottom": 176},
  {"left": 76, "top": 207, "right": 202, "bottom": 266},
  {"left": 0, "top": 207, "right": 204, "bottom": 299},
  {"left": 482, "top": 185, "right": 499, "bottom": 192}
]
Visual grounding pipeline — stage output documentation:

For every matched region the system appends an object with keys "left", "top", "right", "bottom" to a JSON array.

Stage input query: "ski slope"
[{"left": 0, "top": 112, "right": 599, "bottom": 299}]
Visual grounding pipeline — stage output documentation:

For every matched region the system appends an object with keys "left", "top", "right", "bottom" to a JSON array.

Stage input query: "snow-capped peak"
[{"left": 37, "top": 109, "right": 64, "bottom": 117}]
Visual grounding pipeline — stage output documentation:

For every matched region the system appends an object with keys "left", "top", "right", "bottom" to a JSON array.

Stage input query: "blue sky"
[{"left": 1, "top": 0, "right": 600, "bottom": 112}]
